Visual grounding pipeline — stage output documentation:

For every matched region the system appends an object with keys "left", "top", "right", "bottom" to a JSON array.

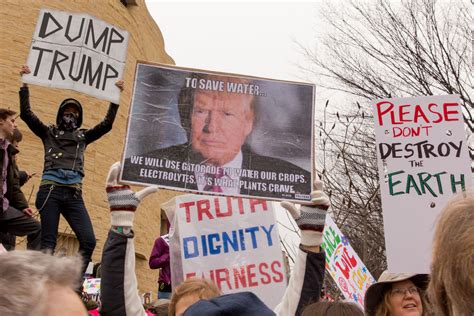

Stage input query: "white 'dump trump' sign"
[{"left": 23, "top": 8, "right": 129, "bottom": 103}]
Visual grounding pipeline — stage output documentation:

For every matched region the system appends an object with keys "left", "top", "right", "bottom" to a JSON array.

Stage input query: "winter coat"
[
  {"left": 19, "top": 86, "right": 119, "bottom": 176},
  {"left": 0, "top": 144, "right": 28, "bottom": 212},
  {"left": 149, "top": 234, "right": 171, "bottom": 287}
]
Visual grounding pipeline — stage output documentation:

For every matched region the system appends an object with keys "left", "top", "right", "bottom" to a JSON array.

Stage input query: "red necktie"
[{"left": 203, "top": 169, "right": 224, "bottom": 192}]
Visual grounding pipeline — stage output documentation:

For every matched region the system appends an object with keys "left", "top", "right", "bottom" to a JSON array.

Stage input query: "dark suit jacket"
[{"left": 123, "top": 144, "right": 311, "bottom": 201}]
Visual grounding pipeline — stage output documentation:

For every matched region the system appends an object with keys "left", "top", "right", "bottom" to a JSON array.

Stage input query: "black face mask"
[{"left": 60, "top": 113, "right": 78, "bottom": 130}]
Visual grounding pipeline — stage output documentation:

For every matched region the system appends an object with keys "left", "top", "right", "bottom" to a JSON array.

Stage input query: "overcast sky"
[
  {"left": 145, "top": 0, "right": 321, "bottom": 81},
  {"left": 144, "top": 0, "right": 329, "bottom": 257}
]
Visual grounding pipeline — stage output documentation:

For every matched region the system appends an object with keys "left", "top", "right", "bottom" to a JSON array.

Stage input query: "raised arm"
[
  {"left": 274, "top": 180, "right": 330, "bottom": 316},
  {"left": 19, "top": 66, "right": 48, "bottom": 138},
  {"left": 100, "top": 162, "right": 158, "bottom": 316},
  {"left": 84, "top": 80, "right": 124, "bottom": 144}
]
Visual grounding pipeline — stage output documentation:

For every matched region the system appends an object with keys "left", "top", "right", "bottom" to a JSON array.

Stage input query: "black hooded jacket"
[
  {"left": 19, "top": 86, "right": 119, "bottom": 177},
  {"left": 56, "top": 98, "right": 84, "bottom": 129}
]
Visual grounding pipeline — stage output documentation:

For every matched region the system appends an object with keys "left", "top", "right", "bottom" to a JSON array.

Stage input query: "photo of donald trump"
[{"left": 122, "top": 63, "right": 314, "bottom": 202}]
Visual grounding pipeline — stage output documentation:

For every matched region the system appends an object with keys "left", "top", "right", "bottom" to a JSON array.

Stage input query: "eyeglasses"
[{"left": 390, "top": 286, "right": 419, "bottom": 297}]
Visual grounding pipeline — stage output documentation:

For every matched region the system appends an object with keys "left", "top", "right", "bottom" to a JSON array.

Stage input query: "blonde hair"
[
  {"left": 374, "top": 287, "right": 394, "bottom": 316},
  {"left": 428, "top": 191, "right": 474, "bottom": 316},
  {"left": 0, "top": 250, "right": 83, "bottom": 316},
  {"left": 169, "top": 278, "right": 221, "bottom": 316},
  {"left": 374, "top": 282, "right": 429, "bottom": 316}
]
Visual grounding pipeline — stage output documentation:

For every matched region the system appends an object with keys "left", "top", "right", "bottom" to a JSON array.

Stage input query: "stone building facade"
[{"left": 0, "top": 0, "right": 178, "bottom": 296}]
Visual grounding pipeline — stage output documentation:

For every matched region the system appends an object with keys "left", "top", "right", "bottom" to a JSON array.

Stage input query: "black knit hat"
[{"left": 183, "top": 292, "right": 275, "bottom": 316}]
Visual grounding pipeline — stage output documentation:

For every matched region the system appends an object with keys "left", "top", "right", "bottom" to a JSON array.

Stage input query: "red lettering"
[
  {"left": 393, "top": 126, "right": 432, "bottom": 138},
  {"left": 215, "top": 197, "right": 232, "bottom": 218},
  {"left": 428, "top": 103, "right": 443, "bottom": 123},
  {"left": 421, "top": 125, "right": 432, "bottom": 135},
  {"left": 259, "top": 262, "right": 271, "bottom": 285},
  {"left": 181, "top": 197, "right": 269, "bottom": 223},
  {"left": 342, "top": 247, "right": 357, "bottom": 267},
  {"left": 335, "top": 260, "right": 350, "bottom": 279},
  {"left": 271, "top": 260, "right": 284, "bottom": 283},
  {"left": 195, "top": 261, "right": 285, "bottom": 291},
  {"left": 411, "top": 127, "right": 420, "bottom": 136},
  {"left": 413, "top": 105, "right": 429, "bottom": 123},
  {"left": 335, "top": 247, "right": 356, "bottom": 279},
  {"left": 237, "top": 197, "right": 245, "bottom": 214},
  {"left": 179, "top": 201, "right": 195, "bottom": 223},
  {"left": 197, "top": 200, "right": 214, "bottom": 221},
  {"left": 249, "top": 199, "right": 268, "bottom": 213},
  {"left": 379, "top": 101, "right": 459, "bottom": 127},
  {"left": 376, "top": 101, "right": 394, "bottom": 126},
  {"left": 185, "top": 272, "right": 196, "bottom": 279},
  {"left": 398, "top": 104, "right": 411, "bottom": 123},
  {"left": 233, "top": 266, "right": 247, "bottom": 289},
  {"left": 443, "top": 103, "right": 460, "bottom": 121},
  {"left": 392, "top": 127, "right": 402, "bottom": 138},
  {"left": 215, "top": 268, "right": 231, "bottom": 290},
  {"left": 246, "top": 264, "right": 258, "bottom": 287}
]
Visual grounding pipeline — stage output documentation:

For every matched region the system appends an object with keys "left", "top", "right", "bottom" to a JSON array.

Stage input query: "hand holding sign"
[
  {"left": 106, "top": 161, "right": 158, "bottom": 228},
  {"left": 20, "top": 65, "right": 31, "bottom": 76},
  {"left": 281, "top": 179, "right": 330, "bottom": 248},
  {"left": 20, "top": 65, "right": 31, "bottom": 87},
  {"left": 115, "top": 80, "right": 124, "bottom": 92},
  {"left": 23, "top": 9, "right": 129, "bottom": 103}
]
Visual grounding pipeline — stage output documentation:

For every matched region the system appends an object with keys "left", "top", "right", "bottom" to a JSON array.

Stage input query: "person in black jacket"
[
  {"left": 19, "top": 65, "right": 124, "bottom": 273},
  {"left": 0, "top": 108, "right": 41, "bottom": 250},
  {"left": 0, "top": 128, "right": 36, "bottom": 250},
  {"left": 10, "top": 129, "right": 36, "bottom": 186}
]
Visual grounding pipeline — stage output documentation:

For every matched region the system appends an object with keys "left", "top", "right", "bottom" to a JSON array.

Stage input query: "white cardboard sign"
[
  {"left": 167, "top": 194, "right": 287, "bottom": 309},
  {"left": 373, "top": 95, "right": 471, "bottom": 273},
  {"left": 23, "top": 8, "right": 129, "bottom": 103}
]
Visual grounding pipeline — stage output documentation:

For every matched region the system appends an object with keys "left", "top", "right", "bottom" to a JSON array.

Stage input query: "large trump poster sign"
[
  {"left": 22, "top": 8, "right": 129, "bottom": 103},
  {"left": 121, "top": 62, "right": 315, "bottom": 202},
  {"left": 164, "top": 194, "right": 287, "bottom": 309},
  {"left": 373, "top": 94, "right": 471, "bottom": 273}
]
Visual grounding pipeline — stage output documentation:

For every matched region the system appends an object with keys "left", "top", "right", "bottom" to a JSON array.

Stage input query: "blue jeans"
[
  {"left": 158, "top": 290, "right": 171, "bottom": 299},
  {"left": 36, "top": 184, "right": 96, "bottom": 273}
]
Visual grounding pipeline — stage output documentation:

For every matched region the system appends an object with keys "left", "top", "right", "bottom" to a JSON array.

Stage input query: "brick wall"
[{"left": 0, "top": 0, "right": 179, "bottom": 296}]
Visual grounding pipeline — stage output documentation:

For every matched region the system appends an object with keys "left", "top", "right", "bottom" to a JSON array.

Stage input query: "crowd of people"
[{"left": 0, "top": 64, "right": 472, "bottom": 316}]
